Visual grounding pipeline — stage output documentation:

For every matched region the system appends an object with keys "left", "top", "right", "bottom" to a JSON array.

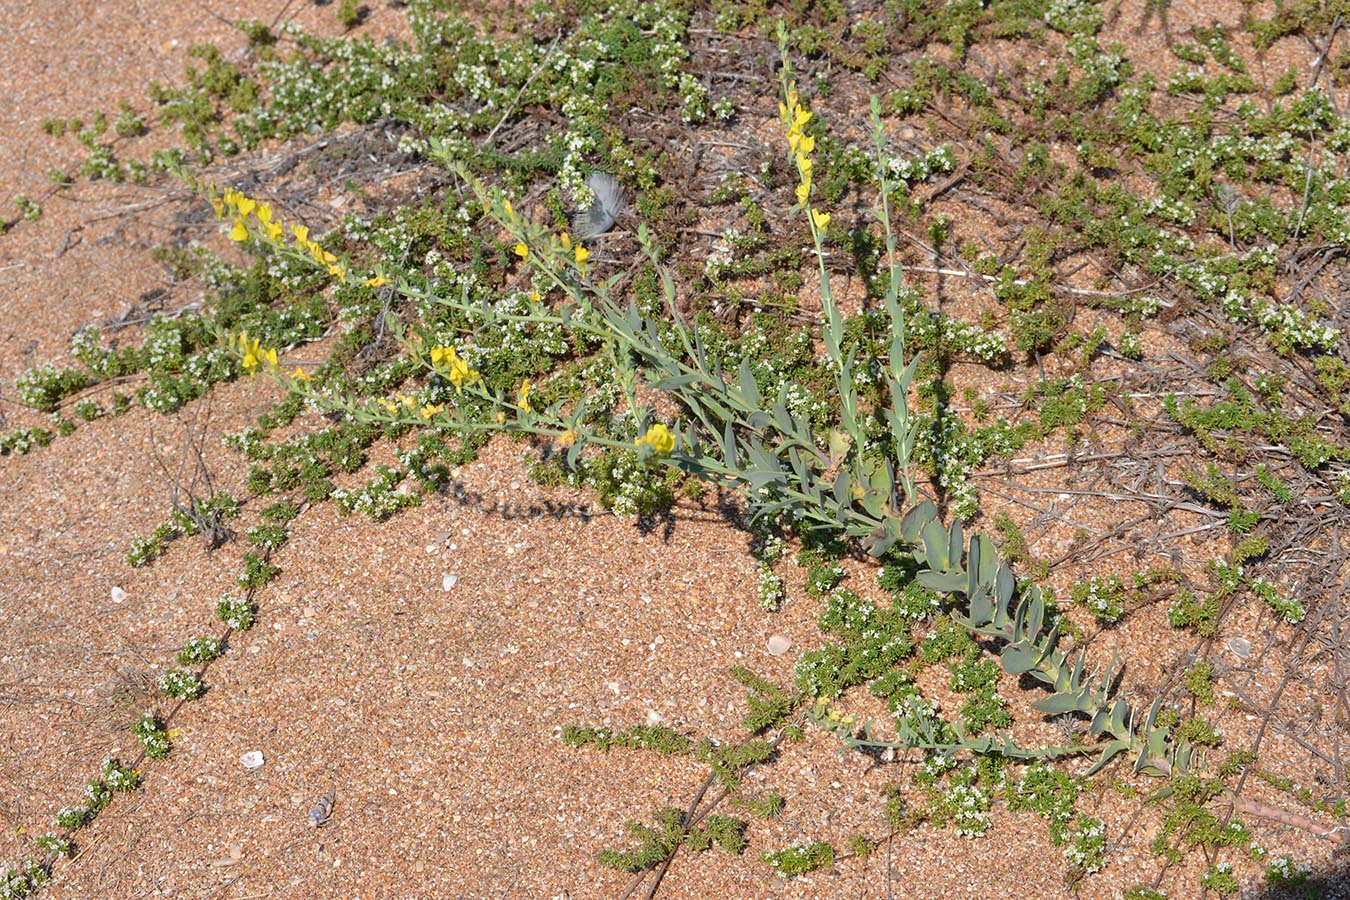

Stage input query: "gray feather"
[{"left": 574, "top": 172, "right": 625, "bottom": 239}]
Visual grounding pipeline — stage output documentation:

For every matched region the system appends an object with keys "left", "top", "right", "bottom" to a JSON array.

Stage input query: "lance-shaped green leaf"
[
  {"left": 737, "top": 358, "right": 760, "bottom": 408},
  {"left": 901, "top": 500, "right": 939, "bottom": 542},
  {"left": 922, "top": 519, "right": 950, "bottom": 572},
  {"left": 1000, "top": 642, "right": 1040, "bottom": 675},
  {"left": 1084, "top": 739, "right": 1131, "bottom": 776}
]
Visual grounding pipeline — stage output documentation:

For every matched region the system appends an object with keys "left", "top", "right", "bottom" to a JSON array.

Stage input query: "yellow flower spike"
[
  {"left": 235, "top": 196, "right": 256, "bottom": 218},
  {"left": 256, "top": 203, "right": 273, "bottom": 225},
  {"left": 517, "top": 379, "right": 533, "bottom": 412},
  {"left": 513, "top": 242, "right": 528, "bottom": 259},
  {"left": 430, "top": 346, "right": 457, "bottom": 368},
  {"left": 558, "top": 428, "right": 577, "bottom": 448},
  {"left": 229, "top": 219, "right": 249, "bottom": 242},
  {"left": 261, "top": 346, "right": 278, "bottom": 369},
  {"left": 574, "top": 244, "right": 589, "bottom": 266},
  {"left": 365, "top": 274, "right": 389, "bottom": 288},
  {"left": 420, "top": 402, "right": 444, "bottom": 420},
  {"left": 264, "top": 221, "right": 283, "bottom": 242},
  {"left": 240, "top": 334, "right": 263, "bottom": 373},
  {"left": 635, "top": 422, "right": 676, "bottom": 456},
  {"left": 291, "top": 223, "right": 310, "bottom": 244},
  {"left": 811, "top": 209, "right": 831, "bottom": 231}
]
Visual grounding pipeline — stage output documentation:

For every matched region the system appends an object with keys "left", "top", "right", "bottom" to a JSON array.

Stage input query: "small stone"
[
  {"left": 767, "top": 635, "right": 792, "bottom": 656},
  {"left": 646, "top": 710, "right": 664, "bottom": 726},
  {"left": 425, "top": 544, "right": 439, "bottom": 554},
  {"left": 239, "top": 750, "right": 265, "bottom": 769},
  {"left": 1226, "top": 637, "right": 1252, "bottom": 659},
  {"left": 442, "top": 574, "right": 458, "bottom": 591},
  {"left": 110, "top": 586, "right": 126, "bottom": 604}
]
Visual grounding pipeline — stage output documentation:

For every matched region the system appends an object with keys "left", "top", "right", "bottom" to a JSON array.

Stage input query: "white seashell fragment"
[
  {"left": 442, "top": 573, "right": 458, "bottom": 591},
  {"left": 111, "top": 586, "right": 127, "bottom": 603},
  {"left": 307, "top": 789, "right": 335, "bottom": 827},
  {"left": 573, "top": 172, "right": 625, "bottom": 239},
  {"left": 767, "top": 635, "right": 792, "bottom": 656},
  {"left": 239, "top": 750, "right": 265, "bottom": 769}
]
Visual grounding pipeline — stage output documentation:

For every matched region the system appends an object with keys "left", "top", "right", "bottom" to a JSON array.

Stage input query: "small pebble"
[
  {"left": 442, "top": 574, "right": 458, "bottom": 591},
  {"left": 767, "top": 635, "right": 792, "bottom": 656},
  {"left": 239, "top": 750, "right": 265, "bottom": 769},
  {"left": 110, "top": 586, "right": 126, "bottom": 604},
  {"left": 425, "top": 544, "right": 439, "bottom": 554},
  {"left": 646, "top": 710, "right": 664, "bottom": 726},
  {"left": 1226, "top": 637, "right": 1252, "bottom": 659}
]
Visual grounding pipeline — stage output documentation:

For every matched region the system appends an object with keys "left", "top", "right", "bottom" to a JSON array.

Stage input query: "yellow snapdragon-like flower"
[
  {"left": 513, "top": 242, "right": 528, "bottom": 259},
  {"left": 378, "top": 397, "right": 399, "bottom": 414},
  {"left": 365, "top": 275, "right": 389, "bottom": 288},
  {"left": 229, "top": 219, "right": 249, "bottom": 242},
  {"left": 635, "top": 423, "right": 676, "bottom": 456},
  {"left": 811, "top": 209, "right": 831, "bottom": 231},
  {"left": 517, "top": 379, "right": 533, "bottom": 412},
  {"left": 237, "top": 332, "right": 277, "bottom": 374},
  {"left": 291, "top": 367, "right": 313, "bottom": 382},
  {"left": 574, "top": 244, "right": 589, "bottom": 266},
  {"left": 558, "top": 428, "right": 577, "bottom": 448},
  {"left": 420, "top": 402, "right": 444, "bottom": 420}
]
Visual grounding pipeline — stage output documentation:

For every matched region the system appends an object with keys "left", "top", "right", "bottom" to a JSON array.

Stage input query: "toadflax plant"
[{"left": 179, "top": 30, "right": 1194, "bottom": 780}]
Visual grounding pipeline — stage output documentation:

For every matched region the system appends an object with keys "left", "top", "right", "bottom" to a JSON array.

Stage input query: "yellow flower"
[
  {"left": 558, "top": 428, "right": 577, "bottom": 448},
  {"left": 235, "top": 196, "right": 256, "bottom": 218},
  {"left": 420, "top": 402, "right": 444, "bottom": 420},
  {"left": 529, "top": 290, "right": 542, "bottom": 303},
  {"left": 494, "top": 411, "right": 507, "bottom": 425},
  {"left": 517, "top": 379, "right": 533, "bottom": 412},
  {"left": 574, "top": 244, "right": 589, "bottom": 266},
  {"left": 635, "top": 422, "right": 675, "bottom": 456},
  {"left": 447, "top": 356, "right": 480, "bottom": 392},
  {"left": 559, "top": 231, "right": 572, "bottom": 251},
  {"left": 789, "top": 131, "right": 815, "bottom": 157},
  {"left": 291, "top": 367, "right": 313, "bottom": 381},
  {"left": 378, "top": 397, "right": 399, "bottom": 414},
  {"left": 291, "top": 224, "right": 310, "bottom": 244},
  {"left": 430, "top": 346, "right": 459, "bottom": 368},
  {"left": 210, "top": 193, "right": 224, "bottom": 219},
  {"left": 401, "top": 394, "right": 417, "bottom": 408},
  {"left": 327, "top": 263, "right": 346, "bottom": 280},
  {"left": 256, "top": 203, "right": 273, "bottom": 225},
  {"left": 811, "top": 209, "right": 831, "bottom": 231},
  {"left": 503, "top": 199, "right": 515, "bottom": 220},
  {"left": 365, "top": 274, "right": 389, "bottom": 287},
  {"left": 237, "top": 332, "right": 275, "bottom": 374},
  {"left": 229, "top": 219, "right": 249, "bottom": 242},
  {"left": 513, "top": 242, "right": 528, "bottom": 259},
  {"left": 795, "top": 180, "right": 811, "bottom": 206},
  {"left": 264, "top": 221, "right": 283, "bottom": 242}
]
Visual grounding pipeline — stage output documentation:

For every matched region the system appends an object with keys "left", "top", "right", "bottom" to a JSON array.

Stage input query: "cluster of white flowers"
[
  {"left": 882, "top": 145, "right": 956, "bottom": 185},
  {"left": 946, "top": 783, "right": 992, "bottom": 837},
  {"left": 1141, "top": 194, "right": 1196, "bottom": 226},
  {"left": 1064, "top": 817, "right": 1106, "bottom": 871}
]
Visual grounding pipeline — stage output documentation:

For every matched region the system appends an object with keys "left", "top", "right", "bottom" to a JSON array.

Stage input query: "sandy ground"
[{"left": 1, "top": 2, "right": 1347, "bottom": 899}]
